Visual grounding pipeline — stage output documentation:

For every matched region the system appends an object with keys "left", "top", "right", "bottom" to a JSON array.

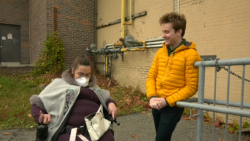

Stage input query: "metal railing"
[{"left": 176, "top": 58, "right": 250, "bottom": 141}]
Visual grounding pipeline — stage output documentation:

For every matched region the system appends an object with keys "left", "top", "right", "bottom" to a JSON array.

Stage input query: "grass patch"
[
  {"left": 0, "top": 75, "right": 42, "bottom": 129},
  {"left": 110, "top": 86, "right": 149, "bottom": 116}
]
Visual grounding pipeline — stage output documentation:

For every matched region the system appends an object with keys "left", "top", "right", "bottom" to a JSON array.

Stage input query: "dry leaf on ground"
[
  {"left": 147, "top": 108, "right": 152, "bottom": 111},
  {"left": 216, "top": 116, "right": 224, "bottom": 123},
  {"left": 148, "top": 113, "right": 152, "bottom": 116},
  {"left": 4, "top": 132, "right": 11, "bottom": 135},
  {"left": 241, "top": 136, "right": 246, "bottom": 140},
  {"left": 141, "top": 111, "right": 146, "bottom": 114},
  {"left": 0, "top": 85, "right": 2, "bottom": 89},
  {"left": 28, "top": 114, "right": 32, "bottom": 118},
  {"left": 4, "top": 105, "right": 8, "bottom": 109},
  {"left": 214, "top": 121, "right": 220, "bottom": 127},
  {"left": 182, "top": 117, "right": 191, "bottom": 120},
  {"left": 131, "top": 134, "right": 138, "bottom": 138}
]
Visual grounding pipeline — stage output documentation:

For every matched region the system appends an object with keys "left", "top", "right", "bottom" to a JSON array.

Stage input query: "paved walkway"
[{"left": 0, "top": 111, "right": 246, "bottom": 141}]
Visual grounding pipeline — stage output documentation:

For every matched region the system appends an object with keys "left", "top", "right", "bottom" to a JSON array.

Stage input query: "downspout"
[
  {"left": 106, "top": 55, "right": 109, "bottom": 76},
  {"left": 104, "top": 56, "right": 106, "bottom": 75},
  {"left": 109, "top": 55, "right": 112, "bottom": 77},
  {"left": 120, "top": 0, "right": 126, "bottom": 52},
  {"left": 178, "top": 0, "right": 180, "bottom": 13},
  {"left": 29, "top": 0, "right": 31, "bottom": 64},
  {"left": 173, "top": 0, "right": 175, "bottom": 12}
]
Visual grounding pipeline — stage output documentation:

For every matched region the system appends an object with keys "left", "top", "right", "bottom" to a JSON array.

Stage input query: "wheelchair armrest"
[{"left": 103, "top": 108, "right": 120, "bottom": 126}]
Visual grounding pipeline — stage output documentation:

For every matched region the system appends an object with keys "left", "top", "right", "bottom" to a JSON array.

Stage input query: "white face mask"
[{"left": 75, "top": 77, "right": 90, "bottom": 87}]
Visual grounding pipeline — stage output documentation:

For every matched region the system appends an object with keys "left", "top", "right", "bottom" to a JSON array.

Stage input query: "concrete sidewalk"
[{"left": 0, "top": 111, "right": 244, "bottom": 141}]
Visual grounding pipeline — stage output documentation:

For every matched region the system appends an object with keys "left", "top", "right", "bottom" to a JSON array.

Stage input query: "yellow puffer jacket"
[{"left": 146, "top": 41, "right": 201, "bottom": 107}]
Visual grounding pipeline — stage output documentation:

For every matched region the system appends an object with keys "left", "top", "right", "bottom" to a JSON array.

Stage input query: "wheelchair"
[
  {"left": 35, "top": 108, "right": 120, "bottom": 141},
  {"left": 35, "top": 86, "right": 120, "bottom": 141}
]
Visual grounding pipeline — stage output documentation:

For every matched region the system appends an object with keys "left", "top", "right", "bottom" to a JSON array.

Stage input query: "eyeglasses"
[{"left": 77, "top": 73, "right": 91, "bottom": 78}]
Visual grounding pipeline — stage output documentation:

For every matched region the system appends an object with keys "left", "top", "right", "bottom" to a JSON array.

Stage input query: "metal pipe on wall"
[
  {"left": 124, "top": 0, "right": 133, "bottom": 25},
  {"left": 106, "top": 55, "right": 109, "bottom": 75},
  {"left": 130, "top": 0, "right": 132, "bottom": 24},
  {"left": 109, "top": 55, "right": 112, "bottom": 77},
  {"left": 103, "top": 56, "right": 106, "bottom": 75},
  {"left": 178, "top": 0, "right": 180, "bottom": 13},
  {"left": 146, "top": 41, "right": 164, "bottom": 45},
  {"left": 173, "top": 0, "right": 175, "bottom": 12},
  {"left": 145, "top": 38, "right": 164, "bottom": 42},
  {"left": 121, "top": 0, "right": 125, "bottom": 39},
  {"left": 108, "top": 41, "right": 163, "bottom": 49}
]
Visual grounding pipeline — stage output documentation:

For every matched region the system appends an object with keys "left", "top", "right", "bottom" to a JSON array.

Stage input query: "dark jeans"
[{"left": 152, "top": 106, "right": 184, "bottom": 141}]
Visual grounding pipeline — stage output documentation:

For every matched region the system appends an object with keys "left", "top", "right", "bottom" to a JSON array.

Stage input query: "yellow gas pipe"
[
  {"left": 114, "top": 0, "right": 145, "bottom": 52},
  {"left": 120, "top": 0, "right": 126, "bottom": 52},
  {"left": 127, "top": 40, "right": 146, "bottom": 51},
  {"left": 123, "top": 0, "right": 133, "bottom": 25},
  {"left": 113, "top": 42, "right": 123, "bottom": 49}
]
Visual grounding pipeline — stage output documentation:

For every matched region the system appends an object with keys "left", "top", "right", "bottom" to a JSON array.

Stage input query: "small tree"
[{"left": 33, "top": 32, "right": 65, "bottom": 76}]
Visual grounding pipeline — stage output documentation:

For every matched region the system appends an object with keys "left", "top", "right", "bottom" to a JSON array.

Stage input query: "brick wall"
[
  {"left": 0, "top": 0, "right": 30, "bottom": 64},
  {"left": 46, "top": 0, "right": 97, "bottom": 69},
  {"left": 96, "top": 0, "right": 250, "bottom": 123},
  {"left": 29, "top": 0, "right": 46, "bottom": 64},
  {"left": 0, "top": 66, "right": 34, "bottom": 74}
]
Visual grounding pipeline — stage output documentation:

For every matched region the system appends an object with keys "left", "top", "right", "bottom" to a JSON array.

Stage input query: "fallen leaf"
[
  {"left": 141, "top": 111, "right": 146, "bottom": 114},
  {"left": 214, "top": 121, "right": 220, "bottom": 127},
  {"left": 28, "top": 114, "right": 32, "bottom": 118},
  {"left": 147, "top": 108, "right": 152, "bottom": 111},
  {"left": 0, "top": 85, "right": 2, "bottom": 89},
  {"left": 4, "top": 105, "right": 8, "bottom": 109},
  {"left": 133, "top": 96, "right": 140, "bottom": 101},
  {"left": 182, "top": 117, "right": 191, "bottom": 120},
  {"left": 216, "top": 116, "right": 224, "bottom": 123},
  {"left": 4, "top": 132, "right": 11, "bottom": 135},
  {"left": 191, "top": 117, "right": 197, "bottom": 120},
  {"left": 19, "top": 112, "right": 25, "bottom": 116},
  {"left": 131, "top": 134, "right": 138, "bottom": 138},
  {"left": 148, "top": 113, "right": 152, "bottom": 116}
]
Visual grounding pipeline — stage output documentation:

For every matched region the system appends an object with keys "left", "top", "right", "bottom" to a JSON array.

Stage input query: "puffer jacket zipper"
[{"left": 159, "top": 52, "right": 175, "bottom": 96}]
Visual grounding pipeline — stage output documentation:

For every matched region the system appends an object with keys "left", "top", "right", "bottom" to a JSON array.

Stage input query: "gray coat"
[{"left": 30, "top": 71, "right": 112, "bottom": 141}]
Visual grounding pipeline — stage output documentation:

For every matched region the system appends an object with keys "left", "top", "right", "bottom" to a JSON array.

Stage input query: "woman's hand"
[
  {"left": 108, "top": 103, "right": 118, "bottom": 120},
  {"left": 39, "top": 110, "right": 51, "bottom": 124}
]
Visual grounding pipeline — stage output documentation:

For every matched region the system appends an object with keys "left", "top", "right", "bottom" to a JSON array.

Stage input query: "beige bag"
[{"left": 85, "top": 105, "right": 111, "bottom": 141}]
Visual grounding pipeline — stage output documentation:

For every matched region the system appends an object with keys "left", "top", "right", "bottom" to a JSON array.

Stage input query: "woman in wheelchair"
[{"left": 30, "top": 56, "right": 118, "bottom": 141}]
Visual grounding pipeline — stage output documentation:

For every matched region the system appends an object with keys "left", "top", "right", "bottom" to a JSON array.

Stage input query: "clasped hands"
[{"left": 149, "top": 97, "right": 167, "bottom": 110}]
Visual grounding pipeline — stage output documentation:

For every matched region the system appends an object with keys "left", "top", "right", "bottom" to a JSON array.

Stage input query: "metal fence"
[{"left": 176, "top": 58, "right": 250, "bottom": 141}]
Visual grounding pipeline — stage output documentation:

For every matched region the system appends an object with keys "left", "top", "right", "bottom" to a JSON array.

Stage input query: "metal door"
[{"left": 0, "top": 24, "right": 21, "bottom": 64}]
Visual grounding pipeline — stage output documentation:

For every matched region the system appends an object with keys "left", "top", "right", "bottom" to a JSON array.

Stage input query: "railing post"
[{"left": 197, "top": 66, "right": 205, "bottom": 141}]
